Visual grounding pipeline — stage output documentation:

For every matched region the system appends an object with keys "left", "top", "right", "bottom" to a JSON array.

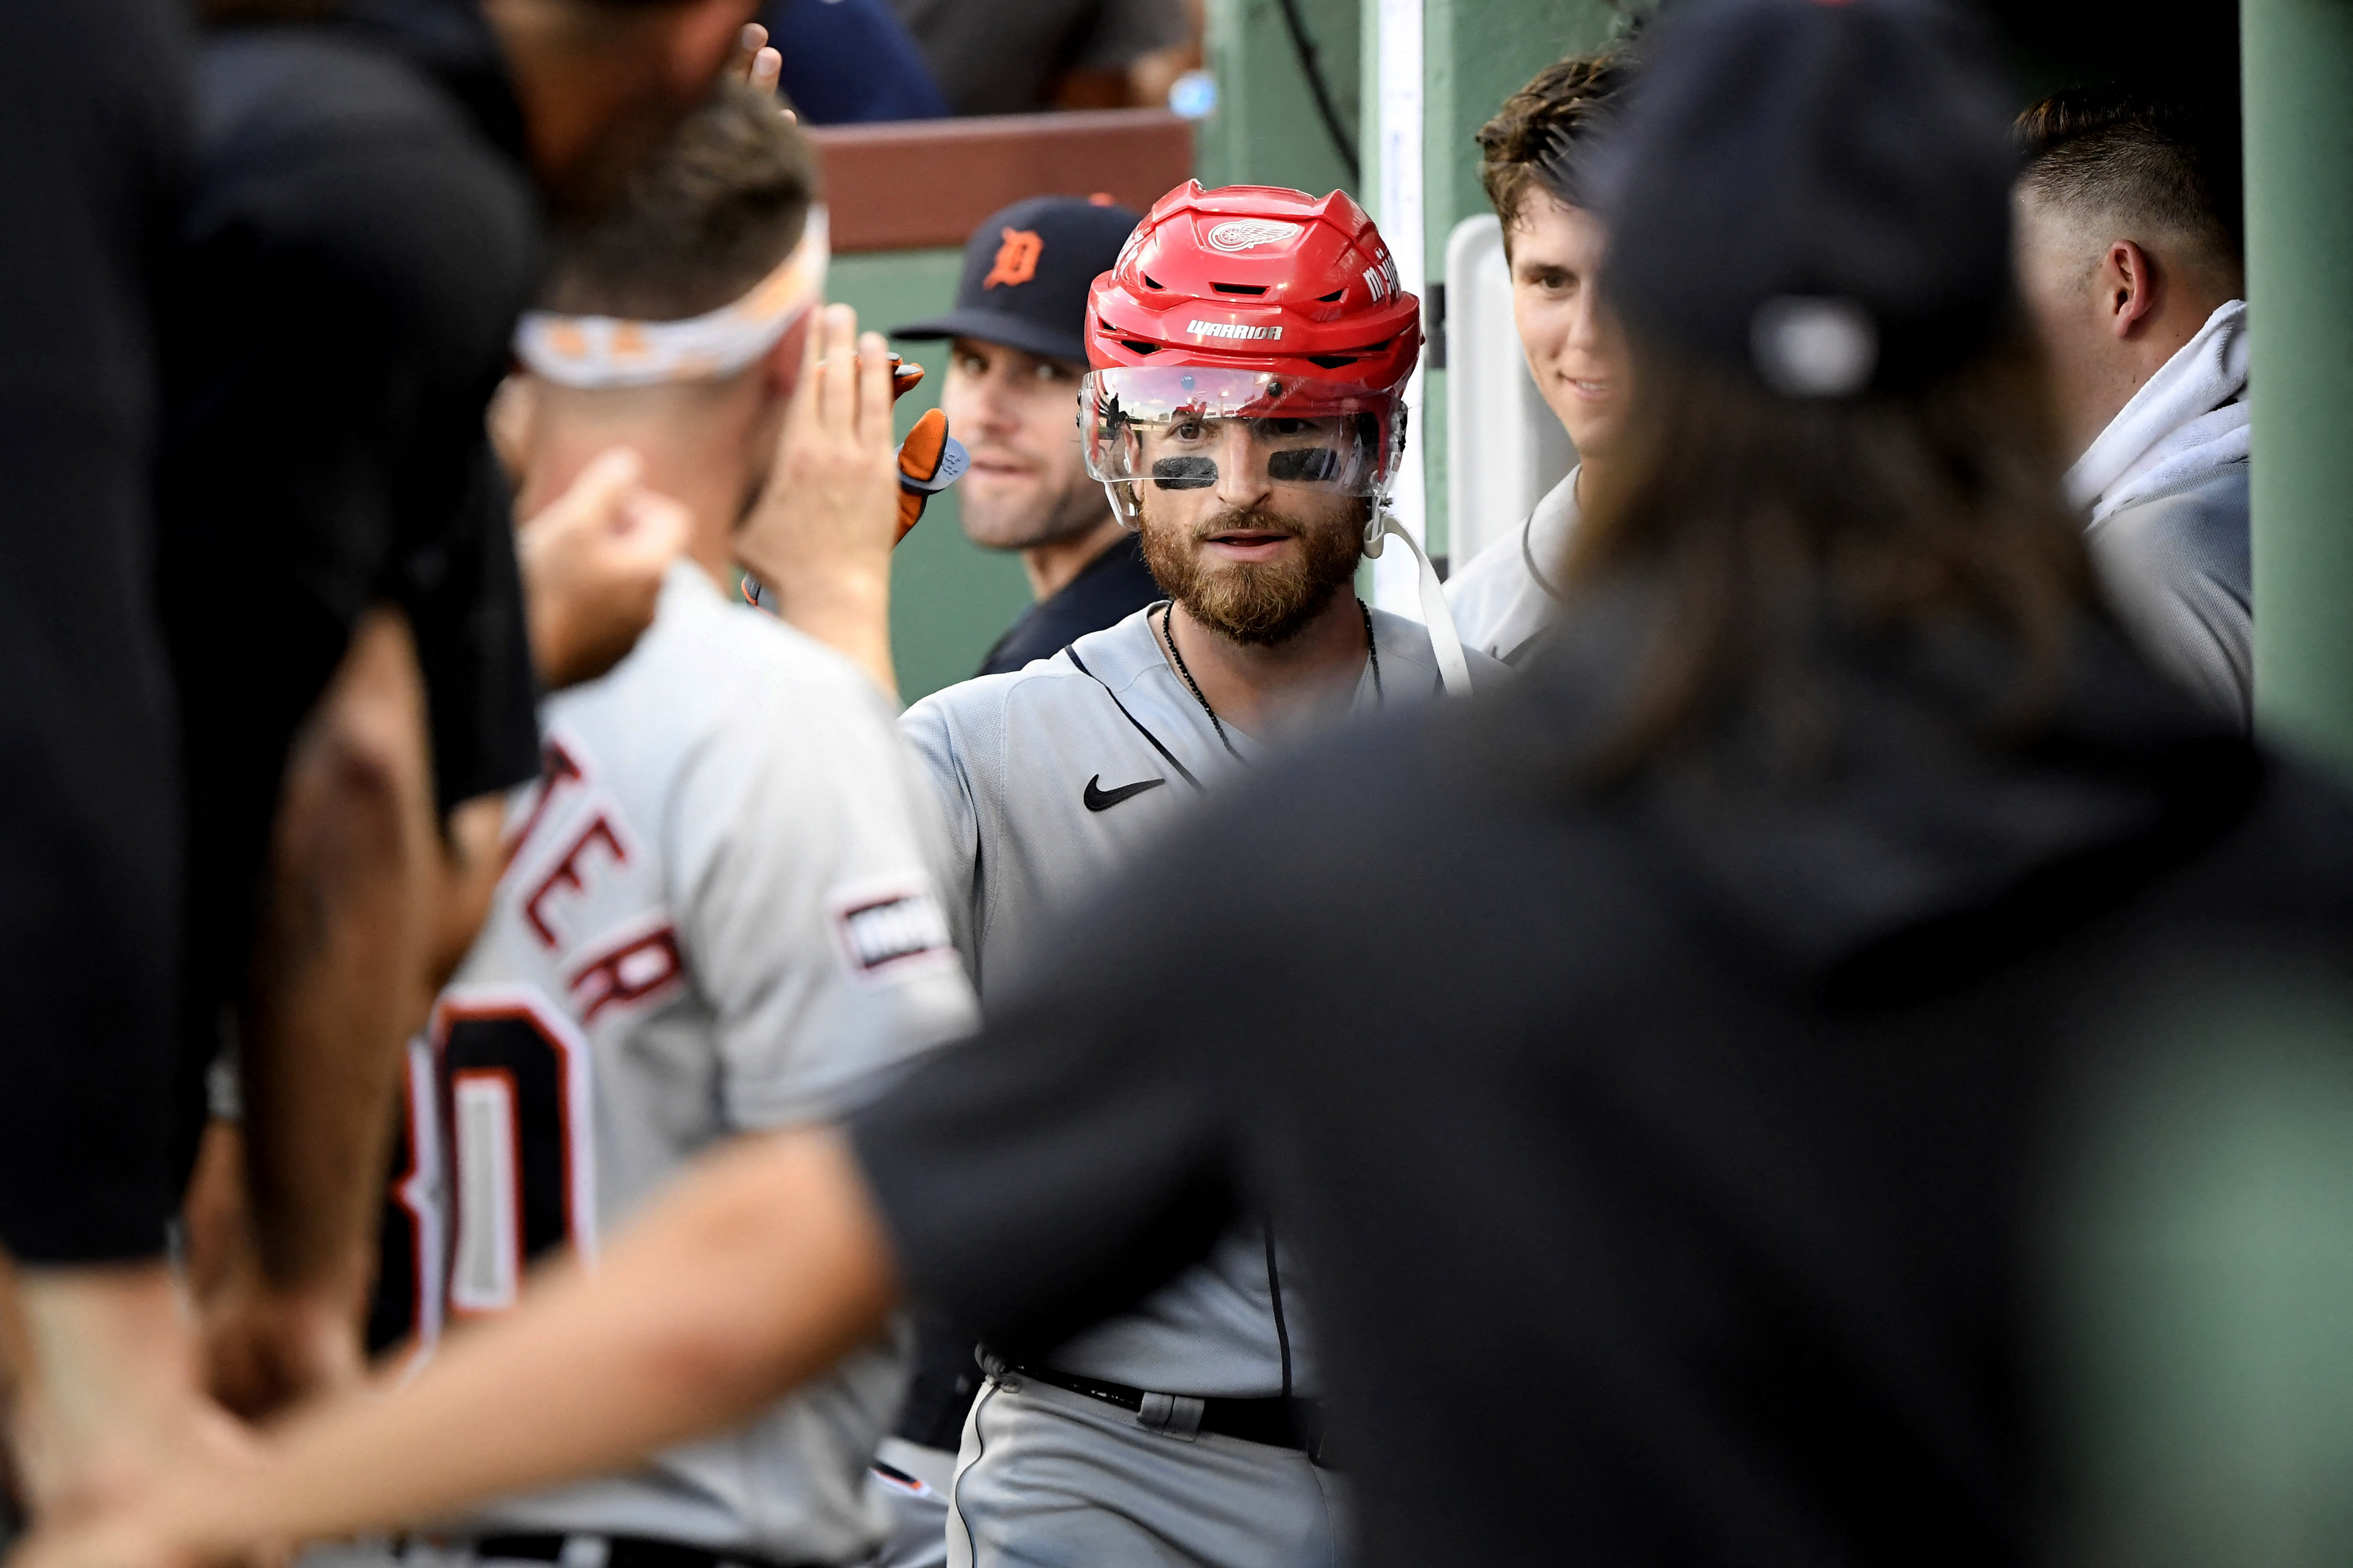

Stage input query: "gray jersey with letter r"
[
  {"left": 901, "top": 602, "right": 1503, "bottom": 1396},
  {"left": 406, "top": 566, "right": 978, "bottom": 1563}
]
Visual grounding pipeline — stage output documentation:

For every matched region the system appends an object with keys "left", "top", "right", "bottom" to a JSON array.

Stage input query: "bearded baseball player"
[
  {"left": 899, "top": 181, "right": 1501, "bottom": 1568},
  {"left": 364, "top": 90, "right": 979, "bottom": 1568}
]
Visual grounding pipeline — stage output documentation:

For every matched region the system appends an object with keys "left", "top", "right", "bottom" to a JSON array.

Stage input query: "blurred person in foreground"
[
  {"left": 0, "top": 0, "right": 206, "bottom": 1529},
  {"left": 752, "top": 0, "right": 948, "bottom": 122},
  {"left": 1443, "top": 49, "right": 1640, "bottom": 664},
  {"left": 2014, "top": 87, "right": 2250, "bottom": 728},
  {"left": 360, "top": 87, "right": 981, "bottom": 1568},
  {"left": 24, "top": 2, "right": 2353, "bottom": 1566},
  {"left": 153, "top": 0, "right": 753, "bottom": 1436},
  {"left": 894, "top": 195, "right": 1159, "bottom": 677}
]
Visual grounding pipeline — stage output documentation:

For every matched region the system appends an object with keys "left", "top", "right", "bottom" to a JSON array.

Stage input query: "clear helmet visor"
[{"left": 1081, "top": 367, "right": 1405, "bottom": 499}]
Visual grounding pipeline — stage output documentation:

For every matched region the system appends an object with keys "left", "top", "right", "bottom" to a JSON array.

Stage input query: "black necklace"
[{"left": 1159, "top": 599, "right": 1382, "bottom": 762}]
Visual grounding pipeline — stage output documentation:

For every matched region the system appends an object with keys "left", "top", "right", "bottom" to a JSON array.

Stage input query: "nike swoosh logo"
[{"left": 1083, "top": 774, "right": 1167, "bottom": 812}]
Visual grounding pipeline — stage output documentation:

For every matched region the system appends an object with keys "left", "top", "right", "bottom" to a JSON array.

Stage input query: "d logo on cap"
[{"left": 983, "top": 228, "right": 1043, "bottom": 289}]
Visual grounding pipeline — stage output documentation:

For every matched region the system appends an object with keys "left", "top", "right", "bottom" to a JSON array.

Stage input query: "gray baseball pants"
[{"left": 945, "top": 1373, "right": 1344, "bottom": 1568}]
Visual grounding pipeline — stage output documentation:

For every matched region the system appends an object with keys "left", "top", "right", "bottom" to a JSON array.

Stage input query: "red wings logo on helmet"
[{"left": 1206, "top": 219, "right": 1300, "bottom": 253}]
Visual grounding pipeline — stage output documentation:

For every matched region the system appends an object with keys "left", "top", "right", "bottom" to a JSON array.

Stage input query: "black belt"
[
  {"left": 1003, "top": 1361, "right": 1327, "bottom": 1459},
  {"left": 472, "top": 1534, "right": 833, "bottom": 1568}
]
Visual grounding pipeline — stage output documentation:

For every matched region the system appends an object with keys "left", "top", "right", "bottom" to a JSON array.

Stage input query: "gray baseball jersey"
[
  {"left": 901, "top": 602, "right": 1504, "bottom": 1398},
  {"left": 396, "top": 565, "right": 979, "bottom": 1564},
  {"left": 1443, "top": 467, "right": 1578, "bottom": 665}
]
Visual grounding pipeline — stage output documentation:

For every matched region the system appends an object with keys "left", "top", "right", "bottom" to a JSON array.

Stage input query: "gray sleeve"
[
  {"left": 899, "top": 693, "right": 987, "bottom": 971},
  {"left": 2088, "top": 471, "right": 2253, "bottom": 731},
  {"left": 669, "top": 663, "right": 979, "bottom": 1130},
  {"left": 1073, "top": 0, "right": 1190, "bottom": 71}
]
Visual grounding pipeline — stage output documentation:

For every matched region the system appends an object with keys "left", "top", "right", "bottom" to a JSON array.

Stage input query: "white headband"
[{"left": 515, "top": 205, "right": 829, "bottom": 389}]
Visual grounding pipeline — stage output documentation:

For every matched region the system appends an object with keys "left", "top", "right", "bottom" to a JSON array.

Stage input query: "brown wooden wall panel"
[{"left": 809, "top": 110, "right": 1195, "bottom": 254}]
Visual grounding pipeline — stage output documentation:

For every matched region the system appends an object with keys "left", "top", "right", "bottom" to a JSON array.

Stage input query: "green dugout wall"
[{"left": 2244, "top": 0, "right": 2353, "bottom": 776}]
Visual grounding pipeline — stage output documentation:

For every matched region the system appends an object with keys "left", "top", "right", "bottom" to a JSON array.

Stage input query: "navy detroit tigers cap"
[
  {"left": 892, "top": 195, "right": 1144, "bottom": 367},
  {"left": 1596, "top": 0, "right": 2019, "bottom": 397}
]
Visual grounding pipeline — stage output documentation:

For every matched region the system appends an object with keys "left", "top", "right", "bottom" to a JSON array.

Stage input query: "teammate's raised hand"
[
  {"left": 518, "top": 446, "right": 692, "bottom": 691},
  {"left": 724, "top": 22, "right": 788, "bottom": 116},
  {"left": 735, "top": 305, "right": 904, "bottom": 696}
]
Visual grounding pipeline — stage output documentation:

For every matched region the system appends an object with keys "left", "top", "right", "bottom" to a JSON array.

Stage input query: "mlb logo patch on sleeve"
[{"left": 830, "top": 876, "right": 958, "bottom": 983}]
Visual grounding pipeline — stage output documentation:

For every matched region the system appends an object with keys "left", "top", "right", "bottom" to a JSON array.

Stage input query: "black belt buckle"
[{"left": 1002, "top": 1359, "right": 1329, "bottom": 1462}]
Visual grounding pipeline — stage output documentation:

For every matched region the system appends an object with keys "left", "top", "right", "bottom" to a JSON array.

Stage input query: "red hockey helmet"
[
  {"left": 1080, "top": 183, "right": 1423, "bottom": 504},
  {"left": 1087, "top": 182, "right": 1420, "bottom": 389}
]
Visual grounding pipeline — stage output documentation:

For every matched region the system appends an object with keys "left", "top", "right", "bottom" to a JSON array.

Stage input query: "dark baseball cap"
[
  {"left": 1596, "top": 0, "right": 2018, "bottom": 398},
  {"left": 892, "top": 195, "right": 1143, "bottom": 367}
]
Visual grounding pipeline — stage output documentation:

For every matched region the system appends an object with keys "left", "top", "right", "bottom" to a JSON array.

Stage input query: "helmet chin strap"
[
  {"left": 1104, "top": 479, "right": 1140, "bottom": 528},
  {"left": 1362, "top": 507, "right": 1475, "bottom": 699}
]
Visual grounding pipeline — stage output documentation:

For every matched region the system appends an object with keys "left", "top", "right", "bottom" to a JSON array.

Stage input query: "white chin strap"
[{"left": 1363, "top": 508, "right": 1474, "bottom": 698}]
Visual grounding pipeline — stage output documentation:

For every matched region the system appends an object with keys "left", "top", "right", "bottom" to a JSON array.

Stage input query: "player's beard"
[{"left": 1138, "top": 495, "right": 1367, "bottom": 646}]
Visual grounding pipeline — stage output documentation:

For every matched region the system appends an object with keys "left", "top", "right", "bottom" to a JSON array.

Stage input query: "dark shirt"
[
  {"left": 158, "top": 0, "right": 543, "bottom": 1173},
  {"left": 0, "top": 0, "right": 191, "bottom": 1264},
  {"left": 887, "top": 0, "right": 1188, "bottom": 117},
  {"left": 977, "top": 531, "right": 1162, "bottom": 676},
  {"left": 758, "top": 0, "right": 948, "bottom": 123},
  {"left": 855, "top": 591, "right": 2353, "bottom": 1565}
]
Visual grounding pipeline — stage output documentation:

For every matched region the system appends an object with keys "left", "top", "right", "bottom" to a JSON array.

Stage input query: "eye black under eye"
[
  {"left": 1267, "top": 448, "right": 1343, "bottom": 483},
  {"left": 1152, "top": 456, "right": 1217, "bottom": 490}
]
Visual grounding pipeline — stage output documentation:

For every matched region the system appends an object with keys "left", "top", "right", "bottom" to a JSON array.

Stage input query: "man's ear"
[
  {"left": 663, "top": 0, "right": 759, "bottom": 97},
  {"left": 487, "top": 372, "right": 541, "bottom": 487},
  {"left": 2104, "top": 239, "right": 2161, "bottom": 339}
]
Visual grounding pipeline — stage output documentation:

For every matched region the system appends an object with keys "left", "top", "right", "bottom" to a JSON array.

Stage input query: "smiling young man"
[
  {"left": 894, "top": 195, "right": 1161, "bottom": 677},
  {"left": 895, "top": 182, "right": 1495, "bottom": 1567},
  {"left": 1443, "top": 50, "right": 1639, "bottom": 664}
]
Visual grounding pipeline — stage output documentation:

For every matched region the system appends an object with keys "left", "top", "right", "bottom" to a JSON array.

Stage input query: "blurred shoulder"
[{"left": 568, "top": 566, "right": 900, "bottom": 758}]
